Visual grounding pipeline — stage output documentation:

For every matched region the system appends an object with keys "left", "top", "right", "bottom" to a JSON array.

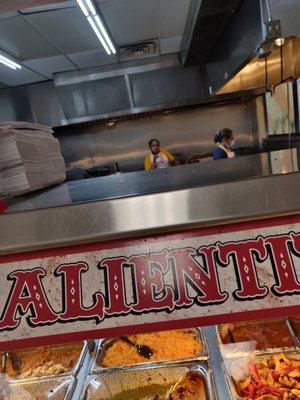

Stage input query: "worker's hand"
[{"left": 152, "top": 154, "right": 158, "bottom": 169}]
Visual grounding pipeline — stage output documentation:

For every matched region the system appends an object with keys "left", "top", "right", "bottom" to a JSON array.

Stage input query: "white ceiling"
[{"left": 0, "top": 0, "right": 191, "bottom": 87}]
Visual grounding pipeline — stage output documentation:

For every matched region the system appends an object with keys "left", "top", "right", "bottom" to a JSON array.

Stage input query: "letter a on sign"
[{"left": 0, "top": 268, "right": 57, "bottom": 330}]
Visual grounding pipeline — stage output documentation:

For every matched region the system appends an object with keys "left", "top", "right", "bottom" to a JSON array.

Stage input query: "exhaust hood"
[
  {"left": 53, "top": 55, "right": 207, "bottom": 124},
  {"left": 183, "top": 0, "right": 300, "bottom": 94},
  {"left": 217, "top": 36, "right": 300, "bottom": 94}
]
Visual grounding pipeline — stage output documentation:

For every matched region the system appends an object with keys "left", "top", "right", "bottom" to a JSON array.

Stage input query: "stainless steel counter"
[
  {"left": 1, "top": 148, "right": 300, "bottom": 254},
  {"left": 6, "top": 148, "right": 299, "bottom": 212},
  {"left": 10, "top": 154, "right": 259, "bottom": 210}
]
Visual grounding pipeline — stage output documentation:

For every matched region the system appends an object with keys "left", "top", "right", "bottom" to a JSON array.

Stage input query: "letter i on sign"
[
  {"left": 98, "top": 257, "right": 131, "bottom": 315},
  {"left": 267, "top": 234, "right": 300, "bottom": 295},
  {"left": 55, "top": 262, "right": 105, "bottom": 323}
]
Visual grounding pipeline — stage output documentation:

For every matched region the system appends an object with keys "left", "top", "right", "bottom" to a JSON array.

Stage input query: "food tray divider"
[
  {"left": 286, "top": 317, "right": 300, "bottom": 346},
  {"left": 72, "top": 341, "right": 89, "bottom": 376},
  {"left": 65, "top": 376, "right": 77, "bottom": 400},
  {"left": 221, "top": 360, "right": 240, "bottom": 400}
]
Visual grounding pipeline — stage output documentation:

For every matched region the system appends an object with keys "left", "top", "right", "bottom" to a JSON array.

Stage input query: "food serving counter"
[
  {"left": 1, "top": 152, "right": 300, "bottom": 399},
  {"left": 5, "top": 147, "right": 300, "bottom": 214},
  {"left": 2, "top": 323, "right": 299, "bottom": 400},
  {"left": 1, "top": 147, "right": 300, "bottom": 254}
]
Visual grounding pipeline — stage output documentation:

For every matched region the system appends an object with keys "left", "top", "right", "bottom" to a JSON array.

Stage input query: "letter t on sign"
[{"left": 218, "top": 237, "right": 268, "bottom": 300}]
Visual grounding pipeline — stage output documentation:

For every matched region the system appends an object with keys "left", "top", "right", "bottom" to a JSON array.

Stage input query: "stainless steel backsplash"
[{"left": 55, "top": 99, "right": 258, "bottom": 172}]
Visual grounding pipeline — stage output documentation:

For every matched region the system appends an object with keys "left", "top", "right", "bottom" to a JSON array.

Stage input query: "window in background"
[{"left": 266, "top": 81, "right": 295, "bottom": 135}]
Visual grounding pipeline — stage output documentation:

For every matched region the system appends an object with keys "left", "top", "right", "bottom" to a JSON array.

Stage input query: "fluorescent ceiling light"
[
  {"left": 94, "top": 15, "right": 116, "bottom": 54},
  {"left": 0, "top": 55, "right": 21, "bottom": 70},
  {"left": 76, "top": 0, "right": 116, "bottom": 56},
  {"left": 87, "top": 16, "right": 111, "bottom": 55},
  {"left": 76, "top": 0, "right": 89, "bottom": 16},
  {"left": 85, "top": 0, "right": 96, "bottom": 15},
  {"left": 0, "top": 58, "right": 17, "bottom": 70}
]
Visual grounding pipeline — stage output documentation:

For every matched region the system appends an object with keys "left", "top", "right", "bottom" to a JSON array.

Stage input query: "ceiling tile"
[
  {"left": 0, "top": 15, "right": 59, "bottom": 60},
  {"left": 24, "top": 7, "right": 100, "bottom": 54},
  {"left": 160, "top": 0, "right": 191, "bottom": 38},
  {"left": 98, "top": 0, "right": 160, "bottom": 46},
  {"left": 67, "top": 48, "right": 118, "bottom": 69},
  {"left": 23, "top": 55, "right": 76, "bottom": 79},
  {"left": 160, "top": 36, "right": 182, "bottom": 55},
  {"left": 0, "top": 11, "right": 19, "bottom": 19},
  {"left": 0, "top": 63, "right": 47, "bottom": 86},
  {"left": 20, "top": 1, "right": 74, "bottom": 13}
]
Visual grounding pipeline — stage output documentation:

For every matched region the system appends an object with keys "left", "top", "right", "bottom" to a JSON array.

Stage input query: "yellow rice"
[{"left": 101, "top": 329, "right": 202, "bottom": 367}]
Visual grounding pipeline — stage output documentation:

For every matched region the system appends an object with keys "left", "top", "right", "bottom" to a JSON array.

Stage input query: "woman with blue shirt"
[{"left": 212, "top": 128, "right": 236, "bottom": 160}]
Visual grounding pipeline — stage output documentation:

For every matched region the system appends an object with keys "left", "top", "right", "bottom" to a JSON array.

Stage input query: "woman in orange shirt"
[{"left": 144, "top": 139, "right": 176, "bottom": 170}]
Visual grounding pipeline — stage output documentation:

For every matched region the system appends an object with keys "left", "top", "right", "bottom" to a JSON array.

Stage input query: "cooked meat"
[
  {"left": 165, "top": 371, "right": 206, "bottom": 400},
  {"left": 236, "top": 354, "right": 300, "bottom": 400},
  {"left": 6, "top": 344, "right": 82, "bottom": 378}
]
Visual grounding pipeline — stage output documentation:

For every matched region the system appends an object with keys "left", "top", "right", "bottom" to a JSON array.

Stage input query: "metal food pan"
[
  {"left": 82, "top": 362, "right": 216, "bottom": 400},
  {"left": 0, "top": 375, "right": 76, "bottom": 400},
  {"left": 3, "top": 341, "right": 89, "bottom": 381},
  {"left": 221, "top": 349, "right": 300, "bottom": 400},
  {"left": 215, "top": 318, "right": 299, "bottom": 358},
  {"left": 287, "top": 317, "right": 300, "bottom": 343},
  {"left": 91, "top": 328, "right": 209, "bottom": 373}
]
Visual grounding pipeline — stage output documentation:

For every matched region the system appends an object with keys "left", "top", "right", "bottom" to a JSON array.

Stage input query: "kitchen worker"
[
  {"left": 212, "top": 128, "right": 235, "bottom": 160},
  {"left": 144, "top": 138, "right": 177, "bottom": 170}
]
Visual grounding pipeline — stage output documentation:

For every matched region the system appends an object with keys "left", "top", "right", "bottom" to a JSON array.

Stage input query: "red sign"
[{"left": 0, "top": 215, "right": 300, "bottom": 350}]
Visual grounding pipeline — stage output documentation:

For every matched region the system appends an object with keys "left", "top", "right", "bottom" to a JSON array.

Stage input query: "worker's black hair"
[
  {"left": 148, "top": 138, "right": 160, "bottom": 148},
  {"left": 214, "top": 128, "right": 233, "bottom": 143}
]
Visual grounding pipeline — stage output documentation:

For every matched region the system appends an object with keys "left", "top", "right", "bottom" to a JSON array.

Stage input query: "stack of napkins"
[{"left": 0, "top": 122, "right": 66, "bottom": 196}]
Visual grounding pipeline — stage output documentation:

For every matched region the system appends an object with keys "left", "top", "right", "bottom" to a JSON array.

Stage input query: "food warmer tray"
[
  {"left": 221, "top": 349, "right": 300, "bottom": 400},
  {"left": 2, "top": 341, "right": 90, "bottom": 381},
  {"left": 81, "top": 362, "right": 216, "bottom": 400},
  {"left": 0, "top": 375, "right": 77, "bottom": 400},
  {"left": 91, "top": 327, "right": 209, "bottom": 373},
  {"left": 215, "top": 318, "right": 299, "bottom": 358}
]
